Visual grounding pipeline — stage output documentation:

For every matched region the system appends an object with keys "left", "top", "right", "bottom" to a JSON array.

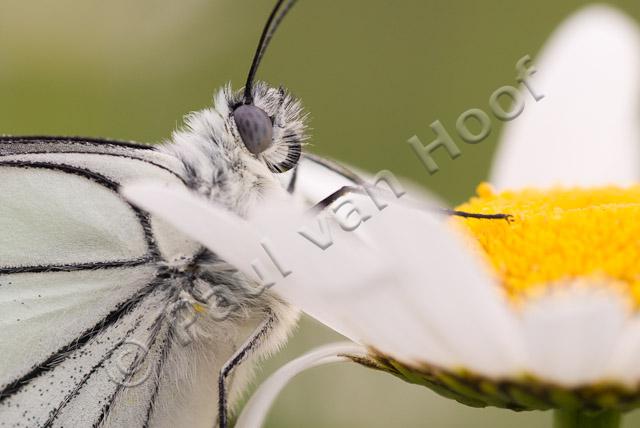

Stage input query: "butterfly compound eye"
[{"left": 233, "top": 104, "right": 274, "bottom": 155}]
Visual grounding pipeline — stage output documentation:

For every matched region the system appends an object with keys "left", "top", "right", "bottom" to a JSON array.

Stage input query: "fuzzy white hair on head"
[{"left": 160, "top": 82, "right": 308, "bottom": 216}]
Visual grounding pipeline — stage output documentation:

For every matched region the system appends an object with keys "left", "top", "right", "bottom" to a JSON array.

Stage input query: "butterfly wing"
[
  {"left": 0, "top": 135, "right": 182, "bottom": 173},
  {"left": 286, "top": 153, "right": 445, "bottom": 223},
  {"left": 283, "top": 153, "right": 364, "bottom": 204},
  {"left": 0, "top": 137, "right": 203, "bottom": 427}
]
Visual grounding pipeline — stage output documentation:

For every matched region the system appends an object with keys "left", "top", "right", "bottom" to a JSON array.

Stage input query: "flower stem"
[{"left": 553, "top": 409, "right": 621, "bottom": 428}]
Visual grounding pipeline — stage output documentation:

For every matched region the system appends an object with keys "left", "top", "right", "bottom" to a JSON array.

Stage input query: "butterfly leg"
[
  {"left": 218, "top": 312, "right": 276, "bottom": 428},
  {"left": 310, "top": 185, "right": 366, "bottom": 211},
  {"left": 310, "top": 185, "right": 512, "bottom": 221},
  {"left": 442, "top": 209, "right": 513, "bottom": 221},
  {"left": 286, "top": 165, "right": 299, "bottom": 193}
]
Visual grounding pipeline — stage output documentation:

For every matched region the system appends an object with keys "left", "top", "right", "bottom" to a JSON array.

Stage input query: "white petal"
[
  {"left": 289, "top": 154, "right": 445, "bottom": 207},
  {"left": 347, "top": 204, "right": 526, "bottom": 378},
  {"left": 520, "top": 285, "right": 627, "bottom": 386},
  {"left": 284, "top": 154, "right": 360, "bottom": 206},
  {"left": 235, "top": 342, "right": 366, "bottom": 428},
  {"left": 605, "top": 315, "right": 640, "bottom": 385},
  {"left": 122, "top": 181, "right": 269, "bottom": 279},
  {"left": 490, "top": 5, "right": 640, "bottom": 189},
  {"left": 121, "top": 181, "right": 394, "bottom": 342},
  {"left": 287, "top": 155, "right": 446, "bottom": 240},
  {"left": 124, "top": 181, "right": 526, "bottom": 379}
]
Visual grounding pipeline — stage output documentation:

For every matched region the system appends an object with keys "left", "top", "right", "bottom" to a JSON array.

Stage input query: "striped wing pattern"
[{"left": 0, "top": 137, "right": 200, "bottom": 427}]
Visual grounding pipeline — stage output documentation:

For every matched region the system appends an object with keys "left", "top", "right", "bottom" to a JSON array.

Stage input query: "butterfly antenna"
[{"left": 243, "top": 0, "right": 298, "bottom": 105}]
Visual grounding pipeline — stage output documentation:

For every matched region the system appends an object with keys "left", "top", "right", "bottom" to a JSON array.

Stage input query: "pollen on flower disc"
[{"left": 454, "top": 183, "right": 640, "bottom": 305}]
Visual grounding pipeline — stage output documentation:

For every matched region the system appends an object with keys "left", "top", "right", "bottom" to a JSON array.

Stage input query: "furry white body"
[{"left": 0, "top": 83, "right": 305, "bottom": 427}]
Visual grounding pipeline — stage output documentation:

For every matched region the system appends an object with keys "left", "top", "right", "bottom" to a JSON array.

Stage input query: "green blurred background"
[{"left": 2, "top": 1, "right": 640, "bottom": 426}]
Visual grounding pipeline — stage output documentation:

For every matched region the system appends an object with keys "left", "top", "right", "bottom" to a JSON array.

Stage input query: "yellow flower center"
[{"left": 454, "top": 183, "right": 640, "bottom": 304}]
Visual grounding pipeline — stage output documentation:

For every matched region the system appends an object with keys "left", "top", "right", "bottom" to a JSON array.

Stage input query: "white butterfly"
[
  {"left": 0, "top": 0, "right": 497, "bottom": 426},
  {"left": 0, "top": 1, "right": 380, "bottom": 427}
]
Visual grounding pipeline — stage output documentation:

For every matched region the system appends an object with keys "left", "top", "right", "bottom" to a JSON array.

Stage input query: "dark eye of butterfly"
[{"left": 233, "top": 104, "right": 274, "bottom": 155}]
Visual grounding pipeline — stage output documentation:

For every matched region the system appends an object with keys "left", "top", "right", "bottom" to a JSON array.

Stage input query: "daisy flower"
[{"left": 123, "top": 5, "right": 640, "bottom": 428}]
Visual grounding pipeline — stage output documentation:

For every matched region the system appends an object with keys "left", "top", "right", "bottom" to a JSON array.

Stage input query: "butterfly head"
[
  {"left": 228, "top": 0, "right": 306, "bottom": 174},
  {"left": 229, "top": 82, "right": 306, "bottom": 174},
  {"left": 165, "top": 1, "right": 305, "bottom": 211}
]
